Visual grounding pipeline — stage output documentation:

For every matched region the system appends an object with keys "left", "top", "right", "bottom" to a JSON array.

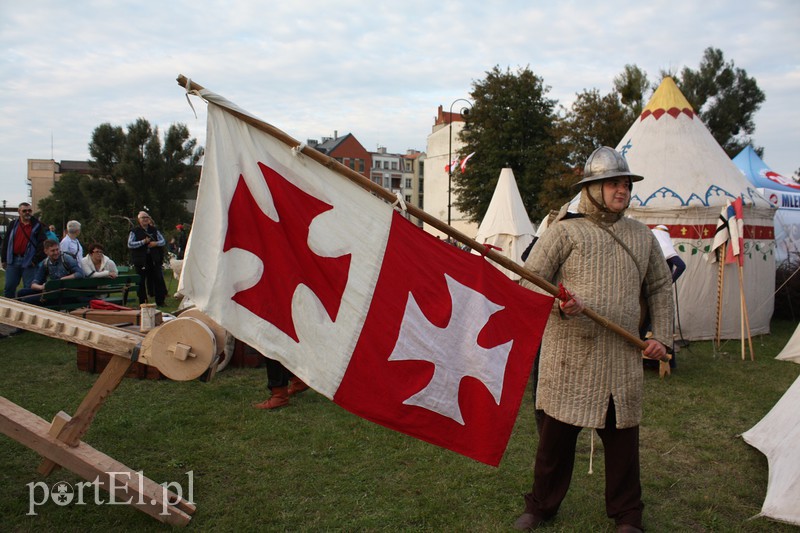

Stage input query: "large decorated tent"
[
  {"left": 733, "top": 145, "right": 800, "bottom": 264},
  {"left": 474, "top": 168, "right": 535, "bottom": 280},
  {"left": 615, "top": 77, "right": 775, "bottom": 341}
]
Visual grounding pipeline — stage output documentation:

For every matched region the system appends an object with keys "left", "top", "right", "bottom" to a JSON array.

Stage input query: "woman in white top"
[{"left": 81, "top": 243, "right": 118, "bottom": 278}]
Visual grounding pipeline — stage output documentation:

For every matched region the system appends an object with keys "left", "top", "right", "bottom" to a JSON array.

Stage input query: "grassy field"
[{"left": 0, "top": 286, "right": 798, "bottom": 531}]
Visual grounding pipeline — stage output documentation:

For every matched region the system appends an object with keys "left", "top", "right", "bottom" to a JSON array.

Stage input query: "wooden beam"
[
  {"left": 0, "top": 396, "right": 195, "bottom": 526},
  {"left": 38, "top": 354, "right": 134, "bottom": 476}
]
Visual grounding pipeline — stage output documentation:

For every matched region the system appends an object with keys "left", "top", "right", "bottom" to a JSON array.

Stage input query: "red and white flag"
[
  {"left": 460, "top": 151, "right": 475, "bottom": 173},
  {"left": 725, "top": 197, "right": 745, "bottom": 266},
  {"left": 180, "top": 92, "right": 553, "bottom": 465},
  {"left": 444, "top": 156, "right": 460, "bottom": 173}
]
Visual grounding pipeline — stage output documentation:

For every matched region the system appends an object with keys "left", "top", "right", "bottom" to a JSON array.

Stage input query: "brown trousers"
[{"left": 523, "top": 397, "right": 644, "bottom": 528}]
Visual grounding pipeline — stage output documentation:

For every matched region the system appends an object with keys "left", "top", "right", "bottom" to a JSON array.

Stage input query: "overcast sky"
[{"left": 1, "top": 0, "right": 798, "bottom": 208}]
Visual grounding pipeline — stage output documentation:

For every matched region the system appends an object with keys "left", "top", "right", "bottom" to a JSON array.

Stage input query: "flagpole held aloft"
[{"left": 176, "top": 75, "right": 665, "bottom": 361}]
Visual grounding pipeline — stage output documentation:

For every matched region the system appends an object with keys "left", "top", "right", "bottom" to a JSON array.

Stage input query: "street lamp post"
[{"left": 447, "top": 99, "right": 472, "bottom": 228}]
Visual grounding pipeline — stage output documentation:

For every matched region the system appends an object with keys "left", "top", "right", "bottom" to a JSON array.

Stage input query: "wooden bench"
[{"left": 41, "top": 273, "right": 140, "bottom": 310}]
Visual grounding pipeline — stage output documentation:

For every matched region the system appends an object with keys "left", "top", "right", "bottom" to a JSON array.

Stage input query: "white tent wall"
[
  {"left": 741, "top": 371, "right": 800, "bottom": 526},
  {"left": 626, "top": 207, "right": 775, "bottom": 340},
  {"left": 616, "top": 77, "right": 775, "bottom": 341},
  {"left": 776, "top": 323, "right": 800, "bottom": 363}
]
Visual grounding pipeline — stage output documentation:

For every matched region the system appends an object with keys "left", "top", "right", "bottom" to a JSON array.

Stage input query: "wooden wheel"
[
  {"left": 175, "top": 308, "right": 226, "bottom": 355},
  {"left": 140, "top": 317, "right": 216, "bottom": 381}
]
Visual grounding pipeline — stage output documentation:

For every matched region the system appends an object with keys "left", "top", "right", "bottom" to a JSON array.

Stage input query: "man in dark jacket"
[
  {"left": 128, "top": 211, "right": 168, "bottom": 306},
  {"left": 2, "top": 202, "right": 47, "bottom": 298}
]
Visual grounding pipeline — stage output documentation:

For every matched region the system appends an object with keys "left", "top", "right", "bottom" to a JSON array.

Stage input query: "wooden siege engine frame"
[{"left": 0, "top": 297, "right": 222, "bottom": 526}]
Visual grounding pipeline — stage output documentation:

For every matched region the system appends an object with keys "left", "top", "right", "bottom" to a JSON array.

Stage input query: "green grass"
[{"left": 0, "top": 279, "right": 798, "bottom": 531}]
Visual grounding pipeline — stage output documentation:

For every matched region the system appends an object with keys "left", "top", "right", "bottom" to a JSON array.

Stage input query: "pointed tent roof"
[
  {"left": 475, "top": 168, "right": 534, "bottom": 241},
  {"left": 733, "top": 145, "right": 800, "bottom": 192},
  {"left": 474, "top": 168, "right": 535, "bottom": 280},
  {"left": 617, "top": 77, "right": 771, "bottom": 210}
]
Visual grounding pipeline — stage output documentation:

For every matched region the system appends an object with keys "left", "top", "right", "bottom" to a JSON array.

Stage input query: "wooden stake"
[
  {"left": 715, "top": 242, "right": 726, "bottom": 347},
  {"left": 737, "top": 263, "right": 755, "bottom": 360},
  {"left": 176, "top": 75, "right": 670, "bottom": 362}
]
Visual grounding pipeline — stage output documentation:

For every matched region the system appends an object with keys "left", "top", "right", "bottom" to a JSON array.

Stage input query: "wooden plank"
[{"left": 0, "top": 396, "right": 195, "bottom": 526}]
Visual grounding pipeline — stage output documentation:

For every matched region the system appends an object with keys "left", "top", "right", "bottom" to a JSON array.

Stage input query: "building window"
[
  {"left": 383, "top": 161, "right": 389, "bottom": 169},
  {"left": 358, "top": 159, "right": 364, "bottom": 172},
  {"left": 391, "top": 161, "right": 398, "bottom": 170},
  {"left": 405, "top": 195, "right": 411, "bottom": 203},
  {"left": 405, "top": 178, "right": 412, "bottom": 189}
]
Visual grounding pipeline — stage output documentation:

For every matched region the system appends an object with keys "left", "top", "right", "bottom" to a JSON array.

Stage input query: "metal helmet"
[{"left": 573, "top": 146, "right": 643, "bottom": 188}]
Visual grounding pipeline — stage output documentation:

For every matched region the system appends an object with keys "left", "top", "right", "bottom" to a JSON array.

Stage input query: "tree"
[
  {"left": 454, "top": 66, "right": 559, "bottom": 224},
  {"left": 673, "top": 47, "right": 765, "bottom": 157},
  {"left": 39, "top": 119, "right": 203, "bottom": 265},
  {"left": 613, "top": 64, "right": 651, "bottom": 122},
  {"left": 535, "top": 89, "right": 631, "bottom": 216}
]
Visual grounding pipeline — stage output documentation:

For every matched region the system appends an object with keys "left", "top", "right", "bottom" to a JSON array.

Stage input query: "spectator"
[
  {"left": 81, "top": 243, "right": 118, "bottom": 278},
  {"left": 45, "top": 224, "right": 58, "bottom": 241},
  {"left": 17, "top": 239, "right": 84, "bottom": 304},
  {"left": 128, "top": 211, "right": 168, "bottom": 307},
  {"left": 1, "top": 202, "right": 47, "bottom": 298},
  {"left": 175, "top": 223, "right": 189, "bottom": 260},
  {"left": 60, "top": 220, "right": 83, "bottom": 260},
  {"left": 651, "top": 225, "right": 686, "bottom": 283}
]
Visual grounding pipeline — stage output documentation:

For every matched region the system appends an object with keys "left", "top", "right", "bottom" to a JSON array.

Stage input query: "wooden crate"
[
  {"left": 76, "top": 345, "right": 163, "bottom": 380},
  {"left": 70, "top": 307, "right": 163, "bottom": 328}
]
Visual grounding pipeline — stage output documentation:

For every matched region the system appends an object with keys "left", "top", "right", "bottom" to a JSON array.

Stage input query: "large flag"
[{"left": 180, "top": 91, "right": 554, "bottom": 466}]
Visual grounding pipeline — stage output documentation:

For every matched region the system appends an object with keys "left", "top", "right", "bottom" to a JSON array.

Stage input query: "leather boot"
[
  {"left": 288, "top": 377, "right": 310, "bottom": 396},
  {"left": 253, "top": 386, "right": 289, "bottom": 409}
]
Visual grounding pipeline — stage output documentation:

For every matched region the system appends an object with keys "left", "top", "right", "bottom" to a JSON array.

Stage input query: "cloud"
[{"left": 1, "top": 0, "right": 798, "bottom": 206}]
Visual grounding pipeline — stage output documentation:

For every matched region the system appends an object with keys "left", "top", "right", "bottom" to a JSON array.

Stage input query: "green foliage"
[
  {"left": 39, "top": 119, "right": 202, "bottom": 265},
  {"left": 454, "top": 65, "right": 559, "bottom": 224},
  {"left": 674, "top": 47, "right": 766, "bottom": 157},
  {"left": 613, "top": 64, "right": 651, "bottom": 122}
]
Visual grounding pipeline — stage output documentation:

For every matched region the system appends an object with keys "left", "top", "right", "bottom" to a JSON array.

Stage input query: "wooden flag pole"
[
  {"left": 715, "top": 242, "right": 726, "bottom": 347},
  {"left": 177, "top": 75, "right": 670, "bottom": 361},
  {"left": 737, "top": 263, "right": 755, "bottom": 360}
]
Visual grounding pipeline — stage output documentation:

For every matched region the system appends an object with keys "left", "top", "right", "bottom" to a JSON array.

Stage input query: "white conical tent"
[
  {"left": 474, "top": 168, "right": 535, "bottom": 280},
  {"left": 616, "top": 77, "right": 775, "bottom": 341},
  {"left": 733, "top": 145, "right": 800, "bottom": 264},
  {"left": 776, "top": 323, "right": 800, "bottom": 363}
]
